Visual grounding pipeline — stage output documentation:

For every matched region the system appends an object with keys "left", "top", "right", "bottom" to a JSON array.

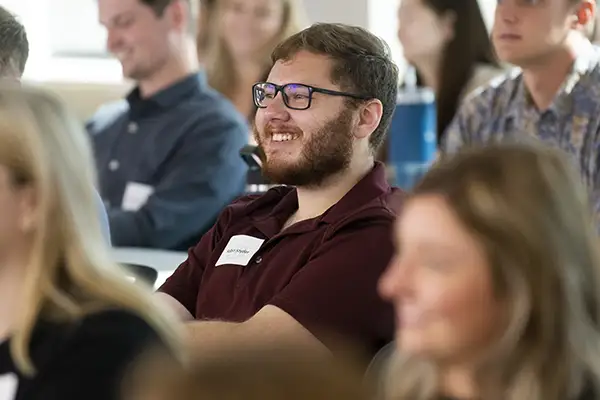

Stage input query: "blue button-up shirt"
[
  {"left": 87, "top": 72, "right": 248, "bottom": 250},
  {"left": 442, "top": 41, "right": 600, "bottom": 227}
]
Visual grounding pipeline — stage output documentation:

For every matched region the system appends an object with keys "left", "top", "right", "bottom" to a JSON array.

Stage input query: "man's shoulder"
[
  {"left": 459, "top": 67, "right": 522, "bottom": 118},
  {"left": 86, "top": 99, "right": 128, "bottom": 134},
  {"left": 87, "top": 85, "right": 247, "bottom": 138},
  {"left": 324, "top": 166, "right": 404, "bottom": 232},
  {"left": 182, "top": 85, "right": 248, "bottom": 129},
  {"left": 577, "top": 47, "right": 600, "bottom": 98},
  {"left": 334, "top": 187, "right": 402, "bottom": 225}
]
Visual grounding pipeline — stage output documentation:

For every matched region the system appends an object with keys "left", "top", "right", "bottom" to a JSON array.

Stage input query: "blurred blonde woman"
[
  {"left": 379, "top": 144, "right": 600, "bottom": 400},
  {"left": 204, "top": 0, "right": 305, "bottom": 120},
  {"left": 0, "top": 86, "right": 181, "bottom": 400}
]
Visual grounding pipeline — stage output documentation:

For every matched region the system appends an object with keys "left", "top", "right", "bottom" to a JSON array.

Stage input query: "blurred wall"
[
  {"left": 302, "top": 0, "right": 406, "bottom": 78},
  {"left": 303, "top": 0, "right": 369, "bottom": 27}
]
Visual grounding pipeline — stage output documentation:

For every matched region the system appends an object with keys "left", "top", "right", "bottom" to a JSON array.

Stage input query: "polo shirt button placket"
[{"left": 236, "top": 255, "right": 262, "bottom": 288}]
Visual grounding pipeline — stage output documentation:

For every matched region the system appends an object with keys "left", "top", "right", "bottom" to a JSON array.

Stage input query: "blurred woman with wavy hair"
[
  {"left": 379, "top": 144, "right": 600, "bottom": 400},
  {"left": 204, "top": 0, "right": 305, "bottom": 121},
  {"left": 0, "top": 86, "right": 181, "bottom": 399}
]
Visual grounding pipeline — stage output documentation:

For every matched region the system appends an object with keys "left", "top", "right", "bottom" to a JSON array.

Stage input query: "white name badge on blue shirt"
[
  {"left": 0, "top": 373, "right": 18, "bottom": 400},
  {"left": 215, "top": 235, "right": 265, "bottom": 267},
  {"left": 122, "top": 182, "right": 154, "bottom": 212}
]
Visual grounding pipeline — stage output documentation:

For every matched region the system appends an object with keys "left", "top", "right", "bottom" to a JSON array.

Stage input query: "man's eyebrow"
[{"left": 101, "top": 10, "right": 135, "bottom": 26}]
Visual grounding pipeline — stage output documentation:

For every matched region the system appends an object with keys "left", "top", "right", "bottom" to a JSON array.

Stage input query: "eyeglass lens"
[{"left": 254, "top": 83, "right": 312, "bottom": 109}]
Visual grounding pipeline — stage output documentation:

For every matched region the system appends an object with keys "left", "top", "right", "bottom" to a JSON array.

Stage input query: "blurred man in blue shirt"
[{"left": 89, "top": 0, "right": 248, "bottom": 250}]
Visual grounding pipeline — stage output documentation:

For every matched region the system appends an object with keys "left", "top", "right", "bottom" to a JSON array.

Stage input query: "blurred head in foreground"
[
  {"left": 126, "top": 341, "right": 370, "bottom": 400},
  {"left": 379, "top": 143, "right": 600, "bottom": 400}
]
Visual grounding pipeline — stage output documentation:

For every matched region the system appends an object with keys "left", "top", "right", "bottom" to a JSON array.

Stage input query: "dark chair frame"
[{"left": 122, "top": 263, "right": 158, "bottom": 287}]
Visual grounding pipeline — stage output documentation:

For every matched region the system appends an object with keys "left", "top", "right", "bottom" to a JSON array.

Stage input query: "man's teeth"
[{"left": 271, "top": 133, "right": 299, "bottom": 142}]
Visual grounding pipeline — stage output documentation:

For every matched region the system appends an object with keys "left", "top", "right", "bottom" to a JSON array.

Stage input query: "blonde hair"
[
  {"left": 385, "top": 143, "right": 600, "bottom": 400},
  {"left": 0, "top": 86, "right": 182, "bottom": 376},
  {"left": 204, "top": 0, "right": 305, "bottom": 100},
  {"left": 196, "top": 0, "right": 217, "bottom": 59}
]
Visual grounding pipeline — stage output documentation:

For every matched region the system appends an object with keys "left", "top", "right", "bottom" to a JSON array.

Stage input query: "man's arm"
[
  {"left": 156, "top": 208, "right": 229, "bottom": 318},
  {"left": 184, "top": 219, "right": 395, "bottom": 355},
  {"left": 107, "top": 114, "right": 248, "bottom": 249},
  {"left": 185, "top": 305, "right": 328, "bottom": 354},
  {"left": 155, "top": 292, "right": 194, "bottom": 321},
  {"left": 154, "top": 246, "right": 206, "bottom": 319}
]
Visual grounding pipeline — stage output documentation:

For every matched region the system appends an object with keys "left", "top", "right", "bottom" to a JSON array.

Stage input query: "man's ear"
[
  {"left": 573, "top": 0, "right": 595, "bottom": 28},
  {"left": 165, "top": 0, "right": 189, "bottom": 32},
  {"left": 354, "top": 99, "right": 383, "bottom": 141}
]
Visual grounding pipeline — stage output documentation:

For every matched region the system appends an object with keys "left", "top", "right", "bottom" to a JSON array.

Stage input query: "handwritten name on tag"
[{"left": 215, "top": 235, "right": 265, "bottom": 267}]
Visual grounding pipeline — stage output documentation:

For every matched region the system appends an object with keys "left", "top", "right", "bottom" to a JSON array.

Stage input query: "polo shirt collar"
[
  {"left": 126, "top": 72, "right": 206, "bottom": 110},
  {"left": 320, "top": 161, "right": 390, "bottom": 224},
  {"left": 254, "top": 162, "right": 391, "bottom": 237}
]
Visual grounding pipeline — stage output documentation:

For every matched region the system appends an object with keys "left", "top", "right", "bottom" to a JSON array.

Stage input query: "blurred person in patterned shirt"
[{"left": 441, "top": 0, "right": 600, "bottom": 226}]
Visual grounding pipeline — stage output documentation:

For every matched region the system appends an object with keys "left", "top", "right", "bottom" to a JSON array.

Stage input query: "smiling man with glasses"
[{"left": 157, "top": 23, "right": 402, "bottom": 362}]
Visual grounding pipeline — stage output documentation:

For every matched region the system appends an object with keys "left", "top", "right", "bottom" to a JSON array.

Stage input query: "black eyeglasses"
[{"left": 252, "top": 82, "right": 371, "bottom": 110}]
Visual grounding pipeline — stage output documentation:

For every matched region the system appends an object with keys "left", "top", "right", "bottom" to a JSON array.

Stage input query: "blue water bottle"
[{"left": 387, "top": 67, "right": 437, "bottom": 189}]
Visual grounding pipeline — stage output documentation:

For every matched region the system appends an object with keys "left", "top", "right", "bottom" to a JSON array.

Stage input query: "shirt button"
[
  {"left": 127, "top": 122, "right": 138, "bottom": 134},
  {"left": 255, "top": 256, "right": 262, "bottom": 264},
  {"left": 108, "top": 160, "right": 120, "bottom": 171}
]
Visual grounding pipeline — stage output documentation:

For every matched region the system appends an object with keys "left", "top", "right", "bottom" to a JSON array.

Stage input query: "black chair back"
[{"left": 122, "top": 263, "right": 158, "bottom": 287}]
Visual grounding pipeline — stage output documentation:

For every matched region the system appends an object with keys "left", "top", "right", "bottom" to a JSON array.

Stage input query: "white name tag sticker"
[
  {"left": 122, "top": 182, "right": 154, "bottom": 211},
  {"left": 215, "top": 235, "right": 265, "bottom": 267},
  {"left": 0, "top": 373, "right": 18, "bottom": 400}
]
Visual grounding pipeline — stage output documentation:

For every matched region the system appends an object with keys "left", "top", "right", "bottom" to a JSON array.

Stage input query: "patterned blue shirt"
[{"left": 442, "top": 40, "right": 600, "bottom": 226}]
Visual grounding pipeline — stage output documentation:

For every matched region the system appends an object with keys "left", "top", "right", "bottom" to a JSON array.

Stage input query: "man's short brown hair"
[
  {"left": 271, "top": 23, "right": 399, "bottom": 152},
  {"left": 0, "top": 6, "right": 28, "bottom": 78},
  {"left": 140, "top": 0, "right": 197, "bottom": 36}
]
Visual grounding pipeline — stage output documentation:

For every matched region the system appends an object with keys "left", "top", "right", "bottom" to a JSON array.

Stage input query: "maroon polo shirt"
[{"left": 159, "top": 162, "right": 402, "bottom": 356}]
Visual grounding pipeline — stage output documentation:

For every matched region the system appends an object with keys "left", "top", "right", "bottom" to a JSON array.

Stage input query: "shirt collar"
[
  {"left": 320, "top": 162, "right": 393, "bottom": 224},
  {"left": 510, "top": 39, "right": 597, "bottom": 119},
  {"left": 126, "top": 72, "right": 206, "bottom": 110},
  {"left": 253, "top": 162, "right": 395, "bottom": 237},
  {"left": 549, "top": 39, "right": 596, "bottom": 115}
]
